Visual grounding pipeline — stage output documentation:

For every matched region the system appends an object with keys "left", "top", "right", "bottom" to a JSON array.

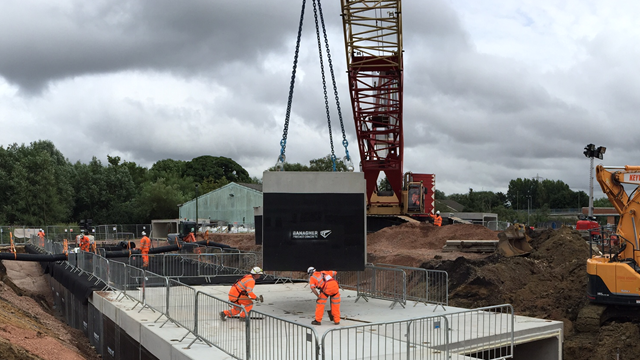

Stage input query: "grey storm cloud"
[
  {"left": 1, "top": 0, "right": 638, "bottom": 197},
  {"left": 0, "top": 0, "right": 304, "bottom": 93}
]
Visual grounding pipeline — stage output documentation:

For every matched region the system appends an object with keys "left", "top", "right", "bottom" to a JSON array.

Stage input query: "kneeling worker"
[
  {"left": 308, "top": 267, "right": 340, "bottom": 325},
  {"left": 220, "top": 267, "right": 264, "bottom": 321}
]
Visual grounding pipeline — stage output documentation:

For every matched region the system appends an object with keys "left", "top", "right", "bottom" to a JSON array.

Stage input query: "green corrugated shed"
[{"left": 178, "top": 182, "right": 262, "bottom": 227}]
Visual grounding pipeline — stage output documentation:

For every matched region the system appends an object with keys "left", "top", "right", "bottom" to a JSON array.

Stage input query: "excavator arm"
[
  {"left": 595, "top": 165, "right": 640, "bottom": 255},
  {"left": 587, "top": 165, "right": 640, "bottom": 306}
]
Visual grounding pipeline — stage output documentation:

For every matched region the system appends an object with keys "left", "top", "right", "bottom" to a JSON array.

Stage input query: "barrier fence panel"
[
  {"left": 357, "top": 266, "right": 407, "bottom": 308},
  {"left": 0, "top": 226, "right": 12, "bottom": 244},
  {"left": 195, "top": 292, "right": 248, "bottom": 359},
  {"left": 203, "top": 253, "right": 258, "bottom": 275},
  {"left": 444, "top": 305, "right": 514, "bottom": 360},
  {"left": 321, "top": 316, "right": 448, "bottom": 360},
  {"left": 377, "top": 264, "right": 448, "bottom": 307},
  {"left": 108, "top": 261, "right": 128, "bottom": 292},
  {"left": 78, "top": 251, "right": 94, "bottom": 275},
  {"left": 93, "top": 255, "right": 109, "bottom": 283},
  {"left": 127, "top": 266, "right": 145, "bottom": 305},
  {"left": 249, "top": 310, "right": 319, "bottom": 360},
  {"left": 407, "top": 316, "right": 450, "bottom": 360},
  {"left": 166, "top": 279, "right": 196, "bottom": 337},
  {"left": 143, "top": 270, "right": 169, "bottom": 315}
]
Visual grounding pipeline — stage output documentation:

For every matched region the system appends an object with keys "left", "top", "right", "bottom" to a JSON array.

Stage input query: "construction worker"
[
  {"left": 428, "top": 210, "right": 443, "bottom": 227},
  {"left": 37, "top": 229, "right": 45, "bottom": 247},
  {"left": 220, "top": 267, "right": 264, "bottom": 321},
  {"left": 184, "top": 228, "right": 196, "bottom": 243},
  {"left": 308, "top": 267, "right": 340, "bottom": 325},
  {"left": 140, "top": 231, "right": 151, "bottom": 268},
  {"left": 79, "top": 234, "right": 91, "bottom": 252}
]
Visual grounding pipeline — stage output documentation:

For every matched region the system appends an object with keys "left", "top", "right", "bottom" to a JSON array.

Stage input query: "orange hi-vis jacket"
[
  {"left": 80, "top": 236, "right": 90, "bottom": 252},
  {"left": 229, "top": 274, "right": 258, "bottom": 302},
  {"left": 310, "top": 270, "right": 339, "bottom": 296},
  {"left": 140, "top": 236, "right": 151, "bottom": 252},
  {"left": 429, "top": 214, "right": 443, "bottom": 226},
  {"left": 184, "top": 233, "right": 196, "bottom": 243}
]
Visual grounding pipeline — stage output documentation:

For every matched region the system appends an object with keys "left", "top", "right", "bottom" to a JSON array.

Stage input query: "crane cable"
[{"left": 277, "top": 0, "right": 353, "bottom": 172}]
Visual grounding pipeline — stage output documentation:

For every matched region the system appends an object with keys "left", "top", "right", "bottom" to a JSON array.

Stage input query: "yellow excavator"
[{"left": 587, "top": 165, "right": 640, "bottom": 306}]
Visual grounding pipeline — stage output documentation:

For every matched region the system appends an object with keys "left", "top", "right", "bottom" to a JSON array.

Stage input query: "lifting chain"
[
  {"left": 314, "top": 0, "right": 353, "bottom": 171},
  {"left": 276, "top": 0, "right": 307, "bottom": 171},
  {"left": 276, "top": 0, "right": 353, "bottom": 172}
]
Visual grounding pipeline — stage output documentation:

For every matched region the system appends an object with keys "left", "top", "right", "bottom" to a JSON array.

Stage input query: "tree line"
[
  {"left": 0, "top": 140, "right": 257, "bottom": 226},
  {"left": 0, "top": 140, "right": 610, "bottom": 226}
]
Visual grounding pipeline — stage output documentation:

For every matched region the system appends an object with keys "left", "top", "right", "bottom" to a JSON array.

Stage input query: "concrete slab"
[{"left": 95, "top": 282, "right": 563, "bottom": 360}]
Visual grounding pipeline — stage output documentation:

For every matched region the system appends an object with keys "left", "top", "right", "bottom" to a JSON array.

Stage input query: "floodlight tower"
[{"left": 583, "top": 144, "right": 606, "bottom": 217}]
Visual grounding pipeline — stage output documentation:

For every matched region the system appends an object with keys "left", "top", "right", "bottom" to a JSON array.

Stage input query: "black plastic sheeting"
[
  {"left": 43, "top": 260, "right": 106, "bottom": 305},
  {"left": 1, "top": 239, "right": 234, "bottom": 262},
  {"left": 0, "top": 252, "right": 67, "bottom": 261}
]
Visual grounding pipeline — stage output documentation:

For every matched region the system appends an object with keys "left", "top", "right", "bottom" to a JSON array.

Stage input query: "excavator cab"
[{"left": 496, "top": 223, "right": 533, "bottom": 257}]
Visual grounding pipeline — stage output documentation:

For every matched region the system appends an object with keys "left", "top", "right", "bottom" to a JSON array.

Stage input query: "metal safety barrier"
[
  {"left": 338, "top": 265, "right": 407, "bottom": 309},
  {"left": 164, "top": 279, "right": 197, "bottom": 340},
  {"left": 444, "top": 304, "right": 514, "bottom": 359},
  {"left": 195, "top": 291, "right": 248, "bottom": 358},
  {"left": 249, "top": 310, "right": 319, "bottom": 360},
  {"left": 377, "top": 264, "right": 448, "bottom": 308},
  {"left": 321, "top": 315, "right": 449, "bottom": 360}
]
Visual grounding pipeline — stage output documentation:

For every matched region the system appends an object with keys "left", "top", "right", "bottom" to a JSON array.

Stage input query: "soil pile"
[
  {"left": 366, "top": 222, "right": 499, "bottom": 266},
  {"left": 0, "top": 258, "right": 100, "bottom": 360}
]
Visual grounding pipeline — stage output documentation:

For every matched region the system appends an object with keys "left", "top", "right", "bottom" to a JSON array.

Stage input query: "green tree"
[
  {"left": 185, "top": 156, "right": 251, "bottom": 184},
  {"left": 506, "top": 178, "right": 539, "bottom": 210},
  {"left": 134, "top": 178, "right": 188, "bottom": 222},
  {"left": 309, "top": 155, "right": 349, "bottom": 171},
  {"left": 268, "top": 155, "right": 349, "bottom": 172},
  {"left": 200, "top": 176, "right": 231, "bottom": 194},
  {"left": 593, "top": 197, "right": 613, "bottom": 207},
  {"left": 1, "top": 141, "right": 74, "bottom": 225}
]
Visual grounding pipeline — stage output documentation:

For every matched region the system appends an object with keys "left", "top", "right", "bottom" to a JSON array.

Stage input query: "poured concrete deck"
[{"left": 92, "top": 282, "right": 563, "bottom": 360}]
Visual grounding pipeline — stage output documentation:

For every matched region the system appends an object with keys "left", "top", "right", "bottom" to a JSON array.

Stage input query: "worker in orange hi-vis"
[
  {"left": 140, "top": 231, "right": 151, "bottom": 268},
  {"left": 184, "top": 228, "right": 196, "bottom": 243},
  {"left": 428, "top": 210, "right": 443, "bottom": 227},
  {"left": 37, "top": 229, "right": 45, "bottom": 247},
  {"left": 79, "top": 234, "right": 91, "bottom": 252},
  {"left": 220, "top": 267, "right": 264, "bottom": 321},
  {"left": 308, "top": 267, "right": 341, "bottom": 325}
]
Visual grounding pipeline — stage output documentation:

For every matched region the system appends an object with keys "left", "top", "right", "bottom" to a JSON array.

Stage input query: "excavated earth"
[{"left": 0, "top": 222, "right": 638, "bottom": 359}]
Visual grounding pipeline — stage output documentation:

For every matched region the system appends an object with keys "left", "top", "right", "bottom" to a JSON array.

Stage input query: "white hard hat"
[
  {"left": 141, "top": 231, "right": 146, "bottom": 236},
  {"left": 436, "top": 211, "right": 440, "bottom": 215},
  {"left": 307, "top": 267, "right": 316, "bottom": 275},
  {"left": 250, "top": 266, "right": 264, "bottom": 275}
]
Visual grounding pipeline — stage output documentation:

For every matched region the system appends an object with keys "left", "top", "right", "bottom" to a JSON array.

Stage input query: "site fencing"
[
  {"left": 127, "top": 253, "right": 258, "bottom": 277},
  {"left": 377, "top": 264, "right": 448, "bottom": 308},
  {"left": 443, "top": 305, "right": 514, "bottom": 359}
]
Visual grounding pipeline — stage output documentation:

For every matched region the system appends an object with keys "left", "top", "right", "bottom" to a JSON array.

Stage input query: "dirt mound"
[
  {"left": 0, "top": 259, "right": 100, "bottom": 360},
  {"left": 367, "top": 222, "right": 498, "bottom": 267},
  {"left": 426, "top": 227, "right": 590, "bottom": 321}
]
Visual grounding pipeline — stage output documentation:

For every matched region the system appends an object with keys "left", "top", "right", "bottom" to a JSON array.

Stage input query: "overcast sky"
[{"left": 1, "top": 0, "right": 637, "bottom": 198}]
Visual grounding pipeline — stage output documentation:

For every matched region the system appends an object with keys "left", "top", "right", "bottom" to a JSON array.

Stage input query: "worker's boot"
[
  {"left": 311, "top": 320, "right": 321, "bottom": 325},
  {"left": 219, "top": 311, "right": 227, "bottom": 322}
]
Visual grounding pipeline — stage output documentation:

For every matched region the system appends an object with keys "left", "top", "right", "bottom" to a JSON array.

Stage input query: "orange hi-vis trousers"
[
  {"left": 141, "top": 249, "right": 149, "bottom": 267},
  {"left": 224, "top": 292, "right": 255, "bottom": 318},
  {"left": 315, "top": 280, "right": 340, "bottom": 322}
]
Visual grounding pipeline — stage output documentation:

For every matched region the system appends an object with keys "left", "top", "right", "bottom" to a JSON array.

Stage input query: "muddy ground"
[{"left": 0, "top": 222, "right": 638, "bottom": 359}]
